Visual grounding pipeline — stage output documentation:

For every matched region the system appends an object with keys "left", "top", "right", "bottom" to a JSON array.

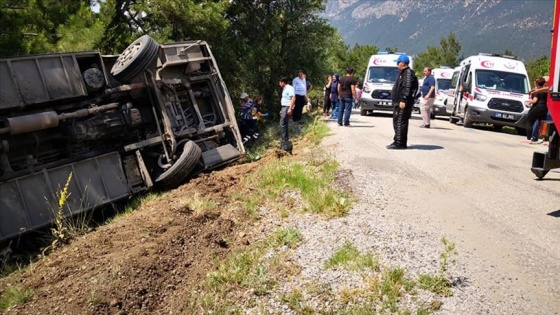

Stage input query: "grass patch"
[
  {"left": 267, "top": 227, "right": 302, "bottom": 248},
  {"left": 186, "top": 227, "right": 303, "bottom": 312},
  {"left": 243, "top": 124, "right": 278, "bottom": 162},
  {"left": 234, "top": 157, "right": 352, "bottom": 218},
  {"left": 417, "top": 237, "right": 457, "bottom": 297},
  {"left": 256, "top": 159, "right": 352, "bottom": 217},
  {"left": 234, "top": 113, "right": 353, "bottom": 219},
  {"left": 179, "top": 191, "right": 219, "bottom": 216},
  {"left": 418, "top": 274, "right": 453, "bottom": 297},
  {"left": 324, "top": 241, "right": 378, "bottom": 271},
  {"left": 0, "top": 286, "right": 33, "bottom": 311},
  {"left": 328, "top": 267, "right": 419, "bottom": 314},
  {"left": 280, "top": 289, "right": 315, "bottom": 314},
  {"left": 47, "top": 172, "right": 95, "bottom": 249},
  {"left": 380, "top": 267, "right": 411, "bottom": 312},
  {"left": 305, "top": 116, "right": 332, "bottom": 145}
]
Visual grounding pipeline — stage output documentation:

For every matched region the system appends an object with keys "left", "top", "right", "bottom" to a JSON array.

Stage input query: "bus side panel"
[{"left": 0, "top": 152, "right": 130, "bottom": 240}]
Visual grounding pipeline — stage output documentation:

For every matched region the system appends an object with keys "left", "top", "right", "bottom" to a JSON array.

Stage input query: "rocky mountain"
[{"left": 324, "top": 0, "right": 554, "bottom": 61}]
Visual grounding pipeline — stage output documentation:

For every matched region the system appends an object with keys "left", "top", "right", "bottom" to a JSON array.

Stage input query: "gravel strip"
[{"left": 244, "top": 128, "right": 557, "bottom": 314}]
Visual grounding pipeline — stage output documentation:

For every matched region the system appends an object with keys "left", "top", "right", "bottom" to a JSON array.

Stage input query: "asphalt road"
[{"left": 323, "top": 109, "right": 560, "bottom": 312}]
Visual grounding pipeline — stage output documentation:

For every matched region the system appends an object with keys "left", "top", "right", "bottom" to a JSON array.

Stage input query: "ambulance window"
[
  {"left": 436, "top": 79, "right": 452, "bottom": 90},
  {"left": 475, "top": 70, "right": 528, "bottom": 93},
  {"left": 450, "top": 72, "right": 459, "bottom": 89},
  {"left": 367, "top": 66, "right": 400, "bottom": 83},
  {"left": 463, "top": 65, "right": 472, "bottom": 90}
]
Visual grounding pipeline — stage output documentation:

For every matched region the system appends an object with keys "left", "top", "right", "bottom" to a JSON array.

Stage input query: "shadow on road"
[
  {"left": 420, "top": 126, "right": 453, "bottom": 130},
  {"left": 547, "top": 209, "right": 560, "bottom": 218},
  {"left": 535, "top": 177, "right": 560, "bottom": 182},
  {"left": 407, "top": 144, "right": 444, "bottom": 150}
]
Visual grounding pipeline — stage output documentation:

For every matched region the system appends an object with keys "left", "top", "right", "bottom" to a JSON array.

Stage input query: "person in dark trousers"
[
  {"left": 337, "top": 67, "right": 357, "bottom": 126},
  {"left": 419, "top": 67, "right": 435, "bottom": 128},
  {"left": 278, "top": 77, "right": 295, "bottom": 152},
  {"left": 524, "top": 77, "right": 549, "bottom": 144},
  {"left": 239, "top": 92, "right": 255, "bottom": 144},
  {"left": 292, "top": 70, "right": 312, "bottom": 122},
  {"left": 388, "top": 54, "right": 418, "bottom": 149},
  {"left": 330, "top": 73, "right": 340, "bottom": 118},
  {"left": 323, "top": 74, "right": 333, "bottom": 116}
]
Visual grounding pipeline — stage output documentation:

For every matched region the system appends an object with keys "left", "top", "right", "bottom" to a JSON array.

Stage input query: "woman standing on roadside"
[
  {"left": 524, "top": 77, "right": 549, "bottom": 144},
  {"left": 323, "top": 74, "right": 333, "bottom": 117}
]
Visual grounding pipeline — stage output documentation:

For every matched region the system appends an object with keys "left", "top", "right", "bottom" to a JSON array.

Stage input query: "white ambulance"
[
  {"left": 430, "top": 67, "right": 454, "bottom": 117},
  {"left": 446, "top": 53, "right": 530, "bottom": 133},
  {"left": 360, "top": 52, "right": 414, "bottom": 116}
]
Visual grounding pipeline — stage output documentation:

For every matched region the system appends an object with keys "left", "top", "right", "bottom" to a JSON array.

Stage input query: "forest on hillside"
[{"left": 0, "top": 0, "right": 550, "bottom": 111}]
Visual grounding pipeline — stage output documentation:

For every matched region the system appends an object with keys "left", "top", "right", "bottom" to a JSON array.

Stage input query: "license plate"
[
  {"left": 495, "top": 112, "right": 515, "bottom": 120},
  {"left": 378, "top": 101, "right": 391, "bottom": 106}
]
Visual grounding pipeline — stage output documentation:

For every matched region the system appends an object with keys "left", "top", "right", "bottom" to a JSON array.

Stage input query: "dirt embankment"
[{"left": 1, "top": 158, "right": 268, "bottom": 314}]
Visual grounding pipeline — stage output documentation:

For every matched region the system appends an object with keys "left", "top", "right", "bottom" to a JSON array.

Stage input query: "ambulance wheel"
[{"left": 463, "top": 109, "right": 473, "bottom": 128}]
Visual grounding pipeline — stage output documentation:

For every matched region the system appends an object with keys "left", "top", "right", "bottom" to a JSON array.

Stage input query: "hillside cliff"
[{"left": 324, "top": 0, "right": 554, "bottom": 60}]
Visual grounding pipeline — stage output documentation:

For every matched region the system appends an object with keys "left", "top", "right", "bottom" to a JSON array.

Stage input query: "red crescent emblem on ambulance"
[
  {"left": 481, "top": 61, "right": 494, "bottom": 68},
  {"left": 373, "top": 58, "right": 387, "bottom": 65}
]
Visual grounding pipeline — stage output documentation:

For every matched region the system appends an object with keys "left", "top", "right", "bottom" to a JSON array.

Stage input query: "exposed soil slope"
[{"left": 1, "top": 156, "right": 272, "bottom": 314}]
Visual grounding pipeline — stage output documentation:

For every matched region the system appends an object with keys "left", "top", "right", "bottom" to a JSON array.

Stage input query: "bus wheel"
[
  {"left": 155, "top": 141, "right": 202, "bottom": 189},
  {"left": 111, "top": 35, "right": 159, "bottom": 83}
]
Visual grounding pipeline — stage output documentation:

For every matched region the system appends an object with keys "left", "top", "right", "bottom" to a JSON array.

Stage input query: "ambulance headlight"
[{"left": 474, "top": 93, "right": 487, "bottom": 101}]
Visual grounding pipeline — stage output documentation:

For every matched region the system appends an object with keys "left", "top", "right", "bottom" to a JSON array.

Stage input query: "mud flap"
[{"left": 531, "top": 123, "right": 560, "bottom": 179}]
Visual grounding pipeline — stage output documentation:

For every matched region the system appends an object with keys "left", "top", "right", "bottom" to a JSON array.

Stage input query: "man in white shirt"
[
  {"left": 292, "top": 70, "right": 312, "bottom": 122},
  {"left": 279, "top": 77, "right": 295, "bottom": 151}
]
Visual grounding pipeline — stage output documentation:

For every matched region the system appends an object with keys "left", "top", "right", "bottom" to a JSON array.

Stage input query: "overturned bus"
[{"left": 0, "top": 35, "right": 245, "bottom": 241}]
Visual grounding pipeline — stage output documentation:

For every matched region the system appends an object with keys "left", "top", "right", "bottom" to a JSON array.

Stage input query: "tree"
[
  {"left": 502, "top": 49, "right": 518, "bottom": 59},
  {"left": 439, "top": 33, "right": 461, "bottom": 67},
  {"left": 414, "top": 33, "right": 462, "bottom": 76},
  {"left": 384, "top": 47, "right": 398, "bottom": 53},
  {"left": 220, "top": 0, "right": 339, "bottom": 114},
  {"left": 0, "top": 0, "right": 344, "bottom": 120},
  {"left": 526, "top": 55, "right": 550, "bottom": 83},
  {"left": 54, "top": 2, "right": 104, "bottom": 52},
  {"left": 342, "top": 43, "right": 379, "bottom": 81},
  {"left": 0, "top": 0, "right": 93, "bottom": 56}
]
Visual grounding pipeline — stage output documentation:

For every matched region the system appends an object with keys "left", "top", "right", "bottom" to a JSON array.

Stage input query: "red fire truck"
[{"left": 531, "top": 0, "right": 560, "bottom": 179}]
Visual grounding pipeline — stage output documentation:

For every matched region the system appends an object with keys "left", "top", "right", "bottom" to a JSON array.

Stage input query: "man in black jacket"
[{"left": 388, "top": 54, "right": 418, "bottom": 149}]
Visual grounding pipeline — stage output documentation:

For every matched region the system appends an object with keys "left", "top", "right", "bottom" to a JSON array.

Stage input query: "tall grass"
[{"left": 0, "top": 286, "right": 33, "bottom": 311}]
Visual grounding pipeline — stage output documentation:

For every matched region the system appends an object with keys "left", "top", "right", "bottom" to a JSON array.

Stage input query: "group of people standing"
[
  {"left": 322, "top": 68, "right": 362, "bottom": 126},
  {"left": 272, "top": 55, "right": 552, "bottom": 154},
  {"left": 280, "top": 56, "right": 418, "bottom": 152},
  {"left": 274, "top": 57, "right": 420, "bottom": 153}
]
